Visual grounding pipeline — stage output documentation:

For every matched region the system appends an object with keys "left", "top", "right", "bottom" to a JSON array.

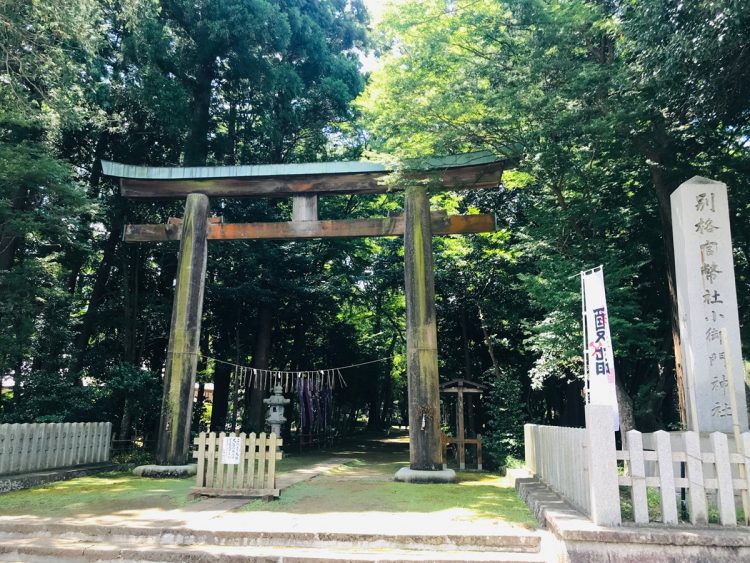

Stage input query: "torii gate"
[{"left": 102, "top": 152, "right": 507, "bottom": 476}]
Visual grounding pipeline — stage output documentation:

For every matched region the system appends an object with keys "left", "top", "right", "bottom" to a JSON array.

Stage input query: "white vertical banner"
[{"left": 582, "top": 266, "right": 619, "bottom": 431}]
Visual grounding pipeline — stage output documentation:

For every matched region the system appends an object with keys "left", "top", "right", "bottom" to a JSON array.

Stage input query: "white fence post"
[
  {"left": 683, "top": 431, "right": 707, "bottom": 524},
  {"left": 711, "top": 431, "right": 737, "bottom": 526},
  {"left": 626, "top": 429, "right": 649, "bottom": 524},
  {"left": 654, "top": 430, "right": 678, "bottom": 525},
  {"left": 585, "top": 404, "right": 621, "bottom": 526},
  {"left": 524, "top": 424, "right": 535, "bottom": 475}
]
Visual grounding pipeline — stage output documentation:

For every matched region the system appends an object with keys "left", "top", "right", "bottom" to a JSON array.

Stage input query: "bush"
[{"left": 482, "top": 369, "right": 526, "bottom": 472}]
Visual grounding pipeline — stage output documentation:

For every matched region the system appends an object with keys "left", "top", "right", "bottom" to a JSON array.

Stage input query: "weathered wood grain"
[
  {"left": 403, "top": 185, "right": 442, "bottom": 471},
  {"left": 124, "top": 213, "right": 496, "bottom": 242},
  {"left": 191, "top": 431, "right": 282, "bottom": 497},
  {"left": 155, "top": 193, "right": 210, "bottom": 466},
  {"left": 119, "top": 161, "right": 506, "bottom": 199}
]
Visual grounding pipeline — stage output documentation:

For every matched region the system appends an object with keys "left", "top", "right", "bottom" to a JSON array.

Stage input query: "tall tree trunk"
[
  {"left": 123, "top": 245, "right": 140, "bottom": 363},
  {"left": 72, "top": 222, "right": 122, "bottom": 374},
  {"left": 478, "top": 306, "right": 502, "bottom": 379},
  {"left": 119, "top": 399, "right": 131, "bottom": 441},
  {"left": 229, "top": 327, "right": 242, "bottom": 431},
  {"left": 67, "top": 135, "right": 108, "bottom": 294},
  {"left": 0, "top": 186, "right": 31, "bottom": 271},
  {"left": 367, "top": 374, "right": 382, "bottom": 430},
  {"left": 644, "top": 131, "right": 686, "bottom": 426},
  {"left": 616, "top": 376, "right": 635, "bottom": 447},
  {"left": 226, "top": 98, "right": 237, "bottom": 165},
  {"left": 192, "top": 382, "right": 206, "bottom": 432},
  {"left": 466, "top": 394, "right": 476, "bottom": 437},
  {"left": 243, "top": 302, "right": 274, "bottom": 433},
  {"left": 381, "top": 362, "right": 394, "bottom": 429},
  {"left": 118, "top": 245, "right": 141, "bottom": 442},
  {"left": 460, "top": 305, "right": 472, "bottom": 379},
  {"left": 210, "top": 359, "right": 231, "bottom": 432},
  {"left": 184, "top": 62, "right": 214, "bottom": 166}
]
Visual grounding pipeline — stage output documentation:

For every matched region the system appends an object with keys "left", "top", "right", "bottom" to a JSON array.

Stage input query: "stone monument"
[{"left": 671, "top": 176, "right": 748, "bottom": 432}]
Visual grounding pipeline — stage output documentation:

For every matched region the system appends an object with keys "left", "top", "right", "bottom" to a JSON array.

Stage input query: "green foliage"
[
  {"left": 2, "top": 371, "right": 96, "bottom": 423},
  {"left": 1, "top": 0, "right": 748, "bottom": 460},
  {"left": 482, "top": 370, "right": 526, "bottom": 471},
  {"left": 359, "top": 0, "right": 750, "bottom": 431}
]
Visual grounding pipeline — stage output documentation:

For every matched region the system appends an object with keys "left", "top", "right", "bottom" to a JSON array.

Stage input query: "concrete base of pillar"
[
  {"left": 393, "top": 467, "right": 456, "bottom": 484},
  {"left": 133, "top": 464, "right": 197, "bottom": 478}
]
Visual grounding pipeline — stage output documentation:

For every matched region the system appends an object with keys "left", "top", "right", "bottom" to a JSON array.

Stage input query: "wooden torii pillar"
[{"left": 102, "top": 153, "right": 507, "bottom": 468}]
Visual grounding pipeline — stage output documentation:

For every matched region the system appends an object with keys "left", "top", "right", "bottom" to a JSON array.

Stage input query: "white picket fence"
[
  {"left": 0, "top": 422, "right": 112, "bottom": 476},
  {"left": 525, "top": 404, "right": 750, "bottom": 527},
  {"left": 618, "top": 428, "right": 750, "bottom": 526},
  {"left": 524, "top": 423, "right": 590, "bottom": 514}
]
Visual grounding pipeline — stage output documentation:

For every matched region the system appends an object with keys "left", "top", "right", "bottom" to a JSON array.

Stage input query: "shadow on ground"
[{"left": 0, "top": 432, "right": 535, "bottom": 527}]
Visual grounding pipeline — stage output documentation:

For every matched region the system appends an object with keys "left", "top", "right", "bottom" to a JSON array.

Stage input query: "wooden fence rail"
[
  {"left": 192, "top": 431, "right": 282, "bottom": 497},
  {"left": 525, "top": 422, "right": 590, "bottom": 515},
  {"left": 617, "top": 429, "right": 750, "bottom": 526},
  {"left": 525, "top": 405, "right": 750, "bottom": 527},
  {"left": 0, "top": 422, "right": 112, "bottom": 476}
]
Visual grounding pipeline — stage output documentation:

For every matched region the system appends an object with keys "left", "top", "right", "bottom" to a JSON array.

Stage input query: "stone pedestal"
[{"left": 394, "top": 467, "right": 456, "bottom": 483}]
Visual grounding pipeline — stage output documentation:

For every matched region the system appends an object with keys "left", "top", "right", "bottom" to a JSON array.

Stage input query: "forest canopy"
[{"left": 0, "top": 0, "right": 747, "bottom": 468}]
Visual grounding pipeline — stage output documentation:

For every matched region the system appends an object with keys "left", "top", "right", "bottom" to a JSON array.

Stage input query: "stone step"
[
  {"left": 0, "top": 536, "right": 551, "bottom": 563},
  {"left": 0, "top": 522, "right": 542, "bottom": 554}
]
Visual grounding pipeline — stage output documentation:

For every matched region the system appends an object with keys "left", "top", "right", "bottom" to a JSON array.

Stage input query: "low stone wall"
[
  {"left": 0, "top": 463, "right": 120, "bottom": 493},
  {"left": 511, "top": 470, "right": 750, "bottom": 563}
]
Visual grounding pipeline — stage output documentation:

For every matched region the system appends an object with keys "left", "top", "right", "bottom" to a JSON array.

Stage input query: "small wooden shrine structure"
[
  {"left": 440, "top": 378, "right": 487, "bottom": 470},
  {"left": 103, "top": 152, "right": 508, "bottom": 472}
]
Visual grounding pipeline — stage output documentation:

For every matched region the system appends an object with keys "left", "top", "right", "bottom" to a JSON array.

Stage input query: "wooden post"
[
  {"left": 292, "top": 195, "right": 318, "bottom": 222},
  {"left": 456, "top": 387, "right": 465, "bottom": 470},
  {"left": 403, "top": 185, "right": 442, "bottom": 471},
  {"left": 156, "top": 193, "right": 209, "bottom": 465}
]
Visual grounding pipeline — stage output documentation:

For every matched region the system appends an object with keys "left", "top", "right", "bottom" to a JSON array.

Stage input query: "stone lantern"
[{"left": 264, "top": 384, "right": 290, "bottom": 436}]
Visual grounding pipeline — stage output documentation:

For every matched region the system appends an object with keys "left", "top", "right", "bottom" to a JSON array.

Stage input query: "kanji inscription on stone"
[{"left": 671, "top": 177, "right": 748, "bottom": 432}]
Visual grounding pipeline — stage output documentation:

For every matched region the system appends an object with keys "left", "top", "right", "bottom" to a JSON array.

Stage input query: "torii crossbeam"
[{"left": 102, "top": 152, "right": 507, "bottom": 475}]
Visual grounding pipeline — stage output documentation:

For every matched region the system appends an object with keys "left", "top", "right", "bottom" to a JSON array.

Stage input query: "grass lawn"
[
  {"left": 0, "top": 434, "right": 535, "bottom": 527},
  {"left": 239, "top": 466, "right": 536, "bottom": 525},
  {"left": 0, "top": 471, "right": 196, "bottom": 517},
  {"left": 0, "top": 452, "right": 334, "bottom": 518},
  {"left": 239, "top": 440, "right": 536, "bottom": 526}
]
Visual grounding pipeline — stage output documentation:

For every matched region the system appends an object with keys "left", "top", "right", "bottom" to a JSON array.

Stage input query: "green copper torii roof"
[
  {"left": 103, "top": 150, "right": 513, "bottom": 199},
  {"left": 101, "top": 150, "right": 503, "bottom": 180}
]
